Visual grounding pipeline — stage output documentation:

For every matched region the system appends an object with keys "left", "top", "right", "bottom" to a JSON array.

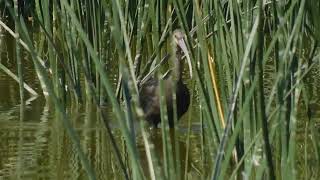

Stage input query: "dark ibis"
[{"left": 139, "top": 30, "right": 193, "bottom": 128}]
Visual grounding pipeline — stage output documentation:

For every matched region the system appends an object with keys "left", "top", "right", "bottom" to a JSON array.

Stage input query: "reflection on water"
[
  {"left": 0, "top": 99, "right": 203, "bottom": 179},
  {"left": 0, "top": 101, "right": 112, "bottom": 179}
]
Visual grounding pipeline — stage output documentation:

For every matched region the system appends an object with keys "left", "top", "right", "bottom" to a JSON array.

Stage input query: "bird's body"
[
  {"left": 139, "top": 76, "right": 190, "bottom": 127},
  {"left": 138, "top": 30, "right": 192, "bottom": 128}
]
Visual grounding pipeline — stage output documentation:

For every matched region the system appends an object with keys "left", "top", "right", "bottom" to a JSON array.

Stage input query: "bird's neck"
[{"left": 173, "top": 50, "right": 184, "bottom": 83}]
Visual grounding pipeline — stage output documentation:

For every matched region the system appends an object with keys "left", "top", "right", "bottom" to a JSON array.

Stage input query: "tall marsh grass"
[{"left": 1, "top": 0, "right": 320, "bottom": 179}]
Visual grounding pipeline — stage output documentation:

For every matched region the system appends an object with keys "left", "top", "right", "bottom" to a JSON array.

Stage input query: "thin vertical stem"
[
  {"left": 256, "top": 0, "right": 275, "bottom": 179},
  {"left": 14, "top": 0, "right": 24, "bottom": 103}
]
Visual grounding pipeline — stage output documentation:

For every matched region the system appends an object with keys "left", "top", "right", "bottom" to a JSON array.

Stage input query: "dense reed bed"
[{"left": 1, "top": 0, "right": 320, "bottom": 179}]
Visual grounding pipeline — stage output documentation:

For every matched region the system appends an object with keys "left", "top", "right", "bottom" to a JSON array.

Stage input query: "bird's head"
[{"left": 173, "top": 29, "right": 193, "bottom": 78}]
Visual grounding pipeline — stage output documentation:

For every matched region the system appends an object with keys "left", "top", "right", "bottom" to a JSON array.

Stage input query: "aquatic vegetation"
[{"left": 0, "top": 0, "right": 320, "bottom": 179}]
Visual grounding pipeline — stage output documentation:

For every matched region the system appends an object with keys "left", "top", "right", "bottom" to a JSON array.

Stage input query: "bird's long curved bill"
[{"left": 177, "top": 39, "right": 193, "bottom": 78}]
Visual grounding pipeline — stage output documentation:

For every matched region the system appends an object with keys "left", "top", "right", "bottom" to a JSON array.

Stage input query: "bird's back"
[{"left": 139, "top": 77, "right": 190, "bottom": 127}]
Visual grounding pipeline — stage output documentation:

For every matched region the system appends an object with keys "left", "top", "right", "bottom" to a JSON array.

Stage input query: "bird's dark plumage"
[{"left": 139, "top": 30, "right": 192, "bottom": 128}]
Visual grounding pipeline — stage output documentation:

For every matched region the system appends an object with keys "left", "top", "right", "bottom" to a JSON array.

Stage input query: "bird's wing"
[{"left": 139, "top": 79, "right": 160, "bottom": 115}]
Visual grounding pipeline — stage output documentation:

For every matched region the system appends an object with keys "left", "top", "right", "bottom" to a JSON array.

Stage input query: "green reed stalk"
[
  {"left": 81, "top": 59, "right": 130, "bottom": 179},
  {"left": 60, "top": 2, "right": 145, "bottom": 179},
  {"left": 13, "top": 0, "right": 24, "bottom": 103},
  {"left": 17, "top": 16, "right": 97, "bottom": 180},
  {"left": 212, "top": 10, "right": 260, "bottom": 180},
  {"left": 184, "top": 80, "right": 195, "bottom": 180},
  {"left": 255, "top": 0, "right": 275, "bottom": 179}
]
